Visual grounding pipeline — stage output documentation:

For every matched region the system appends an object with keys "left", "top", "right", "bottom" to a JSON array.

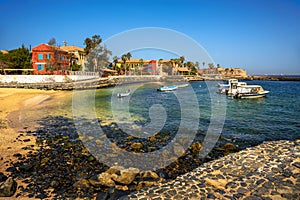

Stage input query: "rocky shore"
[{"left": 1, "top": 88, "right": 300, "bottom": 199}]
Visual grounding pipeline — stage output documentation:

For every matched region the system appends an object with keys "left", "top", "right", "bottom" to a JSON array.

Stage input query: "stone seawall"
[
  {"left": 0, "top": 75, "right": 189, "bottom": 90},
  {"left": 1, "top": 75, "right": 298, "bottom": 90}
]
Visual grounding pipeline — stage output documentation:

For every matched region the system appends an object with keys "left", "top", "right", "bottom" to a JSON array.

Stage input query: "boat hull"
[
  {"left": 234, "top": 91, "right": 269, "bottom": 99},
  {"left": 157, "top": 86, "right": 178, "bottom": 92}
]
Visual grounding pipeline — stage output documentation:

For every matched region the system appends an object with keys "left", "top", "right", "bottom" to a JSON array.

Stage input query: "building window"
[
  {"left": 37, "top": 64, "right": 44, "bottom": 71},
  {"left": 38, "top": 54, "right": 43, "bottom": 60},
  {"left": 56, "top": 55, "right": 60, "bottom": 60},
  {"left": 62, "top": 55, "right": 64, "bottom": 60},
  {"left": 47, "top": 54, "right": 51, "bottom": 60},
  {"left": 66, "top": 65, "right": 68, "bottom": 71}
]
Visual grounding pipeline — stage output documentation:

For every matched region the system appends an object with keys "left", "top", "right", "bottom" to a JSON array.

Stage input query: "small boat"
[
  {"left": 177, "top": 83, "right": 189, "bottom": 88},
  {"left": 117, "top": 90, "right": 131, "bottom": 98},
  {"left": 157, "top": 85, "right": 178, "bottom": 92},
  {"left": 233, "top": 85, "right": 269, "bottom": 99}
]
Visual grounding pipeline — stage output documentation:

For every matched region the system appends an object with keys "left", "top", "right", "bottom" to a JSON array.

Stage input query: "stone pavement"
[{"left": 128, "top": 140, "right": 300, "bottom": 199}]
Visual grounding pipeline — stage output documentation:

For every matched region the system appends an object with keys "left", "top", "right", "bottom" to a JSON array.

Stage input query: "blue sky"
[{"left": 0, "top": 0, "right": 299, "bottom": 75}]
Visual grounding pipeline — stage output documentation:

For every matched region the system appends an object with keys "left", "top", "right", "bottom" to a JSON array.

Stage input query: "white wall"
[{"left": 0, "top": 75, "right": 99, "bottom": 83}]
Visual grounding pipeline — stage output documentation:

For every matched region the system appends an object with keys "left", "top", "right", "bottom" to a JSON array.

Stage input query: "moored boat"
[
  {"left": 157, "top": 85, "right": 178, "bottom": 92},
  {"left": 217, "top": 79, "right": 247, "bottom": 95},
  {"left": 233, "top": 85, "right": 269, "bottom": 99},
  {"left": 117, "top": 90, "right": 131, "bottom": 98}
]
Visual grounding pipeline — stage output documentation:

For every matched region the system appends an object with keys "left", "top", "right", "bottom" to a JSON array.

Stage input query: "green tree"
[
  {"left": 121, "top": 54, "right": 128, "bottom": 75},
  {"left": 84, "top": 35, "right": 112, "bottom": 72},
  {"left": 208, "top": 63, "right": 214, "bottom": 69},
  {"left": 8, "top": 44, "right": 31, "bottom": 69},
  {"left": 208, "top": 63, "right": 215, "bottom": 74},
  {"left": 126, "top": 52, "right": 132, "bottom": 74},
  {"left": 48, "top": 38, "right": 57, "bottom": 46},
  {"left": 84, "top": 35, "right": 102, "bottom": 55},
  {"left": 187, "top": 61, "right": 197, "bottom": 75},
  {"left": 179, "top": 56, "right": 185, "bottom": 67},
  {"left": 170, "top": 58, "right": 181, "bottom": 75},
  {"left": 113, "top": 56, "right": 119, "bottom": 72}
]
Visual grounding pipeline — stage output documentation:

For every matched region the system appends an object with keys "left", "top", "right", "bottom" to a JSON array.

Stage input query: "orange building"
[{"left": 31, "top": 44, "right": 69, "bottom": 74}]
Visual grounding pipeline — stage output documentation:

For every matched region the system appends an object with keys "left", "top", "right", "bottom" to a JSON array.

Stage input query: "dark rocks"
[
  {"left": 111, "top": 167, "right": 139, "bottom": 185},
  {"left": 237, "top": 187, "right": 248, "bottom": 194},
  {"left": 23, "top": 138, "right": 31, "bottom": 142},
  {"left": 292, "top": 162, "right": 300, "bottom": 168},
  {"left": 18, "top": 163, "right": 34, "bottom": 171},
  {"left": 0, "top": 173, "right": 7, "bottom": 182},
  {"left": 96, "top": 187, "right": 130, "bottom": 200},
  {"left": 73, "top": 178, "right": 90, "bottom": 190},
  {"left": 0, "top": 177, "right": 17, "bottom": 197}
]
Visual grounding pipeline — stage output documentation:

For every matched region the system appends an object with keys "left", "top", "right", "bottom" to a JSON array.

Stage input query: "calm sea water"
[{"left": 94, "top": 80, "right": 300, "bottom": 149}]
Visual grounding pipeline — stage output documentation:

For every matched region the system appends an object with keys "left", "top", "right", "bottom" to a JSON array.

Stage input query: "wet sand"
[{"left": 0, "top": 88, "right": 71, "bottom": 199}]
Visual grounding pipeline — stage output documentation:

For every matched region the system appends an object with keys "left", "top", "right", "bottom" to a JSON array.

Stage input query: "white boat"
[
  {"left": 217, "top": 79, "right": 247, "bottom": 95},
  {"left": 233, "top": 85, "right": 269, "bottom": 99},
  {"left": 157, "top": 85, "right": 178, "bottom": 92},
  {"left": 117, "top": 90, "right": 131, "bottom": 98},
  {"left": 227, "top": 80, "right": 248, "bottom": 96}
]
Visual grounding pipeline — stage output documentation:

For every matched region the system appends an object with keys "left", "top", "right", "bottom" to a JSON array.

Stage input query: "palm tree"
[
  {"left": 179, "top": 56, "right": 185, "bottom": 67},
  {"left": 208, "top": 63, "right": 214, "bottom": 74},
  {"left": 121, "top": 54, "right": 128, "bottom": 75},
  {"left": 68, "top": 52, "right": 76, "bottom": 71},
  {"left": 113, "top": 56, "right": 118, "bottom": 71},
  {"left": 170, "top": 59, "right": 177, "bottom": 75},
  {"left": 158, "top": 58, "right": 163, "bottom": 75},
  {"left": 195, "top": 61, "right": 200, "bottom": 75},
  {"left": 139, "top": 58, "right": 144, "bottom": 76},
  {"left": 126, "top": 52, "right": 132, "bottom": 74}
]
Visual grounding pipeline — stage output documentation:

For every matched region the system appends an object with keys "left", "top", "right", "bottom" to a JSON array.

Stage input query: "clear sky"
[{"left": 0, "top": 0, "right": 299, "bottom": 75}]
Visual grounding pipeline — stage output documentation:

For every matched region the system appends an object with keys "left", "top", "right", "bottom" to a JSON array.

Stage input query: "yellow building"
[
  {"left": 60, "top": 45, "right": 86, "bottom": 70},
  {"left": 217, "top": 67, "right": 248, "bottom": 78}
]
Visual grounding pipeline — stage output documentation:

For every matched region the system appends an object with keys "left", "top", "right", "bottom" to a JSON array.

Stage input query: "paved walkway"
[{"left": 128, "top": 140, "right": 300, "bottom": 199}]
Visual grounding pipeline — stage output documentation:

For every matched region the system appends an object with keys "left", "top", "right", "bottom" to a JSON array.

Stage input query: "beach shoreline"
[
  {"left": 0, "top": 88, "right": 299, "bottom": 199},
  {"left": 0, "top": 88, "right": 71, "bottom": 199}
]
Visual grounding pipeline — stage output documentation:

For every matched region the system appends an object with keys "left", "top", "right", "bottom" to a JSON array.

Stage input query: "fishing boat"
[
  {"left": 157, "top": 85, "right": 178, "bottom": 92},
  {"left": 233, "top": 85, "right": 269, "bottom": 99},
  {"left": 117, "top": 90, "right": 131, "bottom": 98}
]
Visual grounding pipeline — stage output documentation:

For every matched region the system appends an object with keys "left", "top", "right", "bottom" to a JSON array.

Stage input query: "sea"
[{"left": 88, "top": 80, "right": 300, "bottom": 150}]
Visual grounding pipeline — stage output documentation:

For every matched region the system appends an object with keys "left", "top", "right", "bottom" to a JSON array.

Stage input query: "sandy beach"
[{"left": 0, "top": 88, "right": 71, "bottom": 198}]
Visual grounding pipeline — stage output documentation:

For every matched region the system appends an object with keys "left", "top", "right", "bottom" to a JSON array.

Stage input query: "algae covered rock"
[{"left": 0, "top": 177, "right": 17, "bottom": 197}]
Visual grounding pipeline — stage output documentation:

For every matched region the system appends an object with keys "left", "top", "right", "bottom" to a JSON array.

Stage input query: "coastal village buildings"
[
  {"left": 60, "top": 45, "right": 86, "bottom": 70},
  {"left": 31, "top": 44, "right": 87, "bottom": 74},
  {"left": 115, "top": 59, "right": 191, "bottom": 76},
  {"left": 115, "top": 59, "right": 161, "bottom": 75},
  {"left": 218, "top": 67, "right": 247, "bottom": 79},
  {"left": 198, "top": 67, "right": 248, "bottom": 79},
  {"left": 3, "top": 43, "right": 247, "bottom": 77},
  {"left": 31, "top": 44, "right": 69, "bottom": 75}
]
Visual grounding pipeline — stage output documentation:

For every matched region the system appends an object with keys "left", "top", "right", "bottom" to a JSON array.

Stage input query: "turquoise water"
[{"left": 94, "top": 80, "right": 300, "bottom": 149}]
